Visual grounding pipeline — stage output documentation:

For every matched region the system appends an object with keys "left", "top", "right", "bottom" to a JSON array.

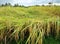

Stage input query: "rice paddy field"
[{"left": 0, "top": 6, "right": 60, "bottom": 44}]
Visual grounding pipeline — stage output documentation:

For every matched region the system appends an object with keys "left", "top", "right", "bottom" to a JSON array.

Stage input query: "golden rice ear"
[
  {"left": 56, "top": 21, "right": 60, "bottom": 39},
  {"left": 47, "top": 22, "right": 50, "bottom": 37}
]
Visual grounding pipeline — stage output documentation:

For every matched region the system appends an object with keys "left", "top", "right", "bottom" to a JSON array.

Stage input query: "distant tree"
[
  {"left": 14, "top": 4, "right": 19, "bottom": 7},
  {"left": 8, "top": 3, "right": 11, "bottom": 6},
  {"left": 35, "top": 5, "right": 40, "bottom": 6},
  {"left": 54, "top": 4, "right": 56, "bottom": 6},
  {"left": 48, "top": 2, "right": 53, "bottom": 6},
  {"left": 1, "top": 4, "right": 4, "bottom": 6},
  {"left": 20, "top": 5, "right": 25, "bottom": 7},
  {"left": 5, "top": 3, "right": 12, "bottom": 6},
  {"left": 49, "top": 0, "right": 53, "bottom": 4},
  {"left": 5, "top": 3, "right": 8, "bottom": 6},
  {"left": 48, "top": 2, "right": 52, "bottom": 5},
  {"left": 42, "top": 4, "right": 45, "bottom": 6}
]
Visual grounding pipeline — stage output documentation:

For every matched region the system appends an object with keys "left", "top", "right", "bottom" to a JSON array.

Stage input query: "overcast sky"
[{"left": 0, "top": 0, "right": 60, "bottom": 6}]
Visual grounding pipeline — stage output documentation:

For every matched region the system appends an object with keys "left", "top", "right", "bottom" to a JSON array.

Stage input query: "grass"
[{"left": 0, "top": 6, "right": 60, "bottom": 44}]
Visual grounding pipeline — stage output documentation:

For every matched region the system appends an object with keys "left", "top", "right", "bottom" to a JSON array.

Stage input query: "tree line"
[
  {"left": 0, "top": 2, "right": 54, "bottom": 7},
  {"left": 0, "top": 3, "right": 25, "bottom": 7}
]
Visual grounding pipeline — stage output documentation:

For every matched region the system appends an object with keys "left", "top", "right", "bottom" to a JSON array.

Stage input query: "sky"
[{"left": 0, "top": 0, "right": 60, "bottom": 6}]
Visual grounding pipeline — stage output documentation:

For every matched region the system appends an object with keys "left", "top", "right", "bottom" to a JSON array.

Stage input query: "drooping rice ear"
[
  {"left": 47, "top": 22, "right": 50, "bottom": 37},
  {"left": 56, "top": 21, "right": 60, "bottom": 39}
]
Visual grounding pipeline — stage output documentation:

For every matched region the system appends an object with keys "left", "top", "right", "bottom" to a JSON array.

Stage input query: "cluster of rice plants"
[
  {"left": 0, "top": 19, "right": 60, "bottom": 44},
  {"left": 0, "top": 6, "right": 60, "bottom": 44}
]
